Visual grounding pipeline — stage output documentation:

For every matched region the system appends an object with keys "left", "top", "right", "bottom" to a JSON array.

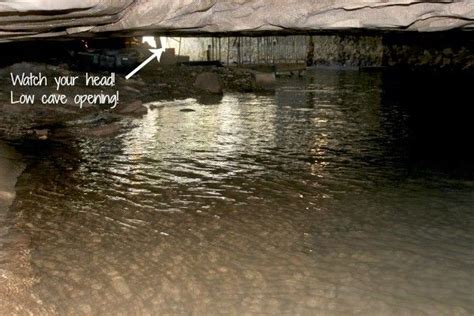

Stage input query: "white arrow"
[{"left": 125, "top": 49, "right": 161, "bottom": 80}]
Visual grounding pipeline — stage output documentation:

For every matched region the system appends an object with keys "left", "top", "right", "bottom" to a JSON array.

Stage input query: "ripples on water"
[{"left": 1, "top": 69, "right": 473, "bottom": 315}]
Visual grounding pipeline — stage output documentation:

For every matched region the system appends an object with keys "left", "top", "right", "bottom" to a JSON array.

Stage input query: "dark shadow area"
[
  {"left": 380, "top": 69, "right": 474, "bottom": 178},
  {"left": 0, "top": 39, "right": 142, "bottom": 71}
]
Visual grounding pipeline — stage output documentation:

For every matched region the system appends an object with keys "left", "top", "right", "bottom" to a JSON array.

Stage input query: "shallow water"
[{"left": 1, "top": 69, "right": 473, "bottom": 315}]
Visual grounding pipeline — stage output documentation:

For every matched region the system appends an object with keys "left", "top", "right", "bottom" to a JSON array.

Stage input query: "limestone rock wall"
[
  {"left": 311, "top": 33, "right": 473, "bottom": 70},
  {"left": 382, "top": 33, "right": 474, "bottom": 70},
  {"left": 312, "top": 35, "right": 384, "bottom": 67},
  {"left": 159, "top": 34, "right": 473, "bottom": 70},
  {"left": 1, "top": 1, "right": 473, "bottom": 41}
]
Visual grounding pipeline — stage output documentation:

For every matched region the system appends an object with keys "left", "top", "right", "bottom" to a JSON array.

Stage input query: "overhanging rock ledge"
[{"left": 0, "top": 0, "right": 473, "bottom": 41}]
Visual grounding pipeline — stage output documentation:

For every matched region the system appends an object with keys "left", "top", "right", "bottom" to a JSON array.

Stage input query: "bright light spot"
[{"left": 142, "top": 36, "right": 157, "bottom": 48}]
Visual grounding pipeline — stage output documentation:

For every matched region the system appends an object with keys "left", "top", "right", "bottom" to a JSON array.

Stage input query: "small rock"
[
  {"left": 111, "top": 275, "right": 132, "bottom": 299},
  {"left": 148, "top": 103, "right": 164, "bottom": 110},
  {"left": 79, "top": 304, "right": 92, "bottom": 314},
  {"left": 34, "top": 129, "right": 49, "bottom": 140},
  {"left": 116, "top": 100, "right": 147, "bottom": 116}
]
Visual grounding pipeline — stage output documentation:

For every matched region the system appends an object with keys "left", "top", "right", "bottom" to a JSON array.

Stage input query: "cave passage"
[{"left": 0, "top": 25, "right": 473, "bottom": 316}]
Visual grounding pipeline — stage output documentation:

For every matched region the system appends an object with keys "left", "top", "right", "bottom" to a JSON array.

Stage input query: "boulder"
[
  {"left": 159, "top": 48, "right": 177, "bottom": 65},
  {"left": 252, "top": 72, "right": 276, "bottom": 91},
  {"left": 194, "top": 72, "right": 223, "bottom": 94}
]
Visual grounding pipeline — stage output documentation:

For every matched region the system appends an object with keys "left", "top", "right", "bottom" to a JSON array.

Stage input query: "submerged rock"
[
  {"left": 116, "top": 100, "right": 148, "bottom": 116},
  {"left": 66, "top": 113, "right": 117, "bottom": 126},
  {"left": 82, "top": 123, "right": 121, "bottom": 138}
]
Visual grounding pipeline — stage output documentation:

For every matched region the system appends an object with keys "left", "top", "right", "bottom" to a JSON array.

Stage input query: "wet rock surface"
[
  {"left": 252, "top": 72, "right": 276, "bottom": 91},
  {"left": 116, "top": 100, "right": 148, "bottom": 116},
  {"left": 194, "top": 72, "right": 223, "bottom": 94}
]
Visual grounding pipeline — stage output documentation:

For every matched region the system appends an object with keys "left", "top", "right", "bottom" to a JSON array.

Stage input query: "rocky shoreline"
[
  {"left": 0, "top": 142, "right": 51, "bottom": 315},
  {"left": 0, "top": 62, "right": 259, "bottom": 142},
  {"left": 0, "top": 142, "right": 25, "bottom": 210}
]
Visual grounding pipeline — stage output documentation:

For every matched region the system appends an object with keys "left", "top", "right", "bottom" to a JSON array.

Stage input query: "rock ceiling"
[{"left": 1, "top": 0, "right": 473, "bottom": 41}]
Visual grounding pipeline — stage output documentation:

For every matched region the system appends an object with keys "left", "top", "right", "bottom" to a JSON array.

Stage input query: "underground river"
[{"left": 1, "top": 69, "right": 473, "bottom": 315}]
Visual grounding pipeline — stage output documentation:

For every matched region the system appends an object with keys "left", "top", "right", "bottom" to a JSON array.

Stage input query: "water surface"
[{"left": 1, "top": 69, "right": 473, "bottom": 315}]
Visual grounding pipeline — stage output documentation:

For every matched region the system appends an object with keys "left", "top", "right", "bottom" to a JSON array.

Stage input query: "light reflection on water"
[{"left": 1, "top": 69, "right": 473, "bottom": 315}]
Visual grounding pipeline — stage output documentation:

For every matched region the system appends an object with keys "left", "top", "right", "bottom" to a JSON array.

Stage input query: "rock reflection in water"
[{"left": 1, "top": 69, "right": 473, "bottom": 315}]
